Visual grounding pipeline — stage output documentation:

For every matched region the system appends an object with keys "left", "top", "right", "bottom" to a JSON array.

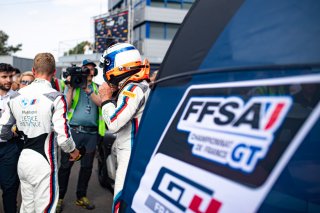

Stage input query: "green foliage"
[
  {"left": 64, "top": 41, "right": 92, "bottom": 56},
  {"left": 0, "top": 30, "right": 22, "bottom": 55}
]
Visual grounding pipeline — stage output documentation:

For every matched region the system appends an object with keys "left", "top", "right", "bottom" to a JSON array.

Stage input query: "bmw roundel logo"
[
  {"left": 20, "top": 98, "right": 29, "bottom": 108},
  {"left": 106, "top": 58, "right": 111, "bottom": 66}
]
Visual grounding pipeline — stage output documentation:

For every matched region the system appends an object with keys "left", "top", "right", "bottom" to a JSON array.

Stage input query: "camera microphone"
[{"left": 63, "top": 65, "right": 88, "bottom": 88}]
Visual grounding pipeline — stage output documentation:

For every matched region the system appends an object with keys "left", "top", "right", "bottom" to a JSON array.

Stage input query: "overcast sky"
[{"left": 0, "top": 0, "right": 108, "bottom": 60}]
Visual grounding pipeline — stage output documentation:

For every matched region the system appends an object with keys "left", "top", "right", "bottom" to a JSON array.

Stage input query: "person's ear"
[{"left": 32, "top": 68, "right": 36, "bottom": 76}]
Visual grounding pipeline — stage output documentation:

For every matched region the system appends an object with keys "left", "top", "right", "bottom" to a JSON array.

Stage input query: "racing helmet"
[{"left": 99, "top": 43, "right": 144, "bottom": 85}]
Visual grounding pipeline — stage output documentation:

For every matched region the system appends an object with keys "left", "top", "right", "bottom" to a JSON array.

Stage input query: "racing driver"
[
  {"left": 0, "top": 52, "right": 80, "bottom": 212},
  {"left": 98, "top": 42, "right": 150, "bottom": 212}
]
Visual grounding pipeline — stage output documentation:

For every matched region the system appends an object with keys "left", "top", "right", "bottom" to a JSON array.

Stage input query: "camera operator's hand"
[
  {"left": 99, "top": 82, "right": 116, "bottom": 102},
  {"left": 65, "top": 76, "right": 73, "bottom": 89},
  {"left": 65, "top": 77, "right": 75, "bottom": 110},
  {"left": 83, "top": 84, "right": 102, "bottom": 107}
]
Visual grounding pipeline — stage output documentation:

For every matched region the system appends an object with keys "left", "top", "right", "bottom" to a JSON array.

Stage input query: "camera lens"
[{"left": 75, "top": 77, "right": 82, "bottom": 84}]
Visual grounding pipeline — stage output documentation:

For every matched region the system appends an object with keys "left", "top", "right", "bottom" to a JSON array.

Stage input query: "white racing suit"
[
  {"left": 101, "top": 80, "right": 150, "bottom": 212},
  {"left": 0, "top": 78, "right": 75, "bottom": 213}
]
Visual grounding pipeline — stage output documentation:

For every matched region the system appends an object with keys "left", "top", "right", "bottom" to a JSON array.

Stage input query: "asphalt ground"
[{"left": 0, "top": 155, "right": 113, "bottom": 213}]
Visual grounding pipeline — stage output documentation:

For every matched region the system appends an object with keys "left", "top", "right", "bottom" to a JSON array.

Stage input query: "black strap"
[{"left": 101, "top": 99, "right": 116, "bottom": 107}]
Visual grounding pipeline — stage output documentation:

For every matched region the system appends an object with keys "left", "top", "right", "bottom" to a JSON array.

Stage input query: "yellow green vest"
[{"left": 67, "top": 83, "right": 106, "bottom": 136}]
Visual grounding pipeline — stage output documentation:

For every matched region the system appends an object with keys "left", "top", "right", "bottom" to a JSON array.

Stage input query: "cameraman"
[{"left": 57, "top": 59, "right": 105, "bottom": 212}]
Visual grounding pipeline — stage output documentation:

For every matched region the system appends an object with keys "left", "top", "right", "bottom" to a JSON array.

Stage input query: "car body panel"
[{"left": 122, "top": 0, "right": 320, "bottom": 212}]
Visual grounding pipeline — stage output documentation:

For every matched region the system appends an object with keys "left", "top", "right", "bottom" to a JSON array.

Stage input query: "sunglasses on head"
[{"left": 20, "top": 80, "right": 33, "bottom": 85}]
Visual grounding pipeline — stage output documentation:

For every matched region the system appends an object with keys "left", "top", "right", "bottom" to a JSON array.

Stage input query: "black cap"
[{"left": 82, "top": 59, "right": 96, "bottom": 67}]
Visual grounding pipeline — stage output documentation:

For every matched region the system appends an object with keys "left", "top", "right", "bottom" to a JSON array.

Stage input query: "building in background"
[
  {"left": 110, "top": 0, "right": 194, "bottom": 71},
  {"left": 58, "top": 0, "right": 194, "bottom": 77},
  {"left": 0, "top": 55, "right": 33, "bottom": 72},
  {"left": 94, "top": 10, "right": 129, "bottom": 53}
]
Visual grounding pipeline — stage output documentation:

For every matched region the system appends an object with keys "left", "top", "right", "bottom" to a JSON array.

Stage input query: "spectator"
[
  {"left": 0, "top": 53, "right": 79, "bottom": 212},
  {"left": 0, "top": 63, "right": 20, "bottom": 213},
  {"left": 12, "top": 67, "right": 21, "bottom": 76},
  {"left": 56, "top": 59, "right": 106, "bottom": 212},
  {"left": 11, "top": 73, "right": 21, "bottom": 91},
  {"left": 19, "top": 71, "right": 35, "bottom": 89},
  {"left": 99, "top": 43, "right": 150, "bottom": 212}
]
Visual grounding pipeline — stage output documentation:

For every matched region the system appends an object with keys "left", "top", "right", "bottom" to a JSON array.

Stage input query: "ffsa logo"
[
  {"left": 177, "top": 96, "right": 292, "bottom": 173},
  {"left": 148, "top": 167, "right": 222, "bottom": 213}
]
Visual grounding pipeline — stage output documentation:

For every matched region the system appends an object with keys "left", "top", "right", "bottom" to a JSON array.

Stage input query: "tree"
[
  {"left": 64, "top": 41, "right": 93, "bottom": 56},
  {"left": 0, "top": 30, "right": 22, "bottom": 55}
]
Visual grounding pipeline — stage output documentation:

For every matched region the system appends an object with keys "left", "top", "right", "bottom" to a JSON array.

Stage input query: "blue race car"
[{"left": 121, "top": 0, "right": 320, "bottom": 212}]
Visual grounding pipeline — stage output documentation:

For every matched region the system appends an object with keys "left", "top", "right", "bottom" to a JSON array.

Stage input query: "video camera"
[{"left": 63, "top": 64, "right": 90, "bottom": 88}]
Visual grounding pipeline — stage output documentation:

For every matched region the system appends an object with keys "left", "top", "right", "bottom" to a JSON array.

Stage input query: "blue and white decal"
[
  {"left": 178, "top": 96, "right": 292, "bottom": 173},
  {"left": 132, "top": 75, "right": 320, "bottom": 213},
  {"left": 145, "top": 167, "right": 222, "bottom": 213},
  {"left": 20, "top": 98, "right": 39, "bottom": 108}
]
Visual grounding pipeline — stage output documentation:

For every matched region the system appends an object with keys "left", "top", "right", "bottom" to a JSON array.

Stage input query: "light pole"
[{"left": 128, "top": 0, "right": 133, "bottom": 43}]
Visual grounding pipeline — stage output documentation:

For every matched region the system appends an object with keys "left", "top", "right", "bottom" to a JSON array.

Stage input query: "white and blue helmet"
[{"left": 99, "top": 43, "right": 142, "bottom": 85}]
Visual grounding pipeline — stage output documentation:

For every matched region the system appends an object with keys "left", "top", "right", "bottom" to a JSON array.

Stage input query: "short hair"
[
  {"left": 13, "top": 67, "right": 21, "bottom": 74},
  {"left": 0, "top": 63, "right": 14, "bottom": 73},
  {"left": 33, "top": 53, "right": 56, "bottom": 75},
  {"left": 20, "top": 71, "right": 35, "bottom": 82}
]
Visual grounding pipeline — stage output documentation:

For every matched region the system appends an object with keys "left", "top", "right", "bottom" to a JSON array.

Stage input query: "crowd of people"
[{"left": 0, "top": 42, "right": 151, "bottom": 213}]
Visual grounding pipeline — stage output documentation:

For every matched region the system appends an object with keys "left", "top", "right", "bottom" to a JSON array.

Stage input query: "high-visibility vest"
[{"left": 67, "top": 83, "right": 106, "bottom": 136}]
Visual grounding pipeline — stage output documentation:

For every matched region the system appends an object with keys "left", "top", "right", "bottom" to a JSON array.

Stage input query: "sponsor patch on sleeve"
[{"left": 122, "top": 90, "right": 136, "bottom": 98}]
